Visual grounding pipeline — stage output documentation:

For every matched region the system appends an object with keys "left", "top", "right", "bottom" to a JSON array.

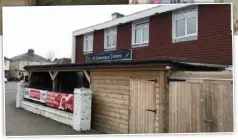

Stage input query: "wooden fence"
[{"left": 169, "top": 72, "right": 233, "bottom": 133}]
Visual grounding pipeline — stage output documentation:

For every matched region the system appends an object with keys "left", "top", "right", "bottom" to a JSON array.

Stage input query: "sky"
[{"left": 2, "top": 4, "right": 157, "bottom": 60}]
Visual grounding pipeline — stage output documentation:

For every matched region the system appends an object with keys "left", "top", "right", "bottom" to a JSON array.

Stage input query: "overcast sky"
[{"left": 2, "top": 4, "right": 157, "bottom": 59}]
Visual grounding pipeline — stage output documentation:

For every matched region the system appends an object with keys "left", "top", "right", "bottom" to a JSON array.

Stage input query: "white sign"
[{"left": 24, "top": 88, "right": 47, "bottom": 103}]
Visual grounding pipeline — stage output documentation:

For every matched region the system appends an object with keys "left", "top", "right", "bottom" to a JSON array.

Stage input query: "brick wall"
[{"left": 75, "top": 4, "right": 232, "bottom": 64}]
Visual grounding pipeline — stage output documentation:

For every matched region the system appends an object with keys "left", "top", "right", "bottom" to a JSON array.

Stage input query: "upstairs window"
[
  {"left": 173, "top": 7, "right": 198, "bottom": 42},
  {"left": 104, "top": 27, "right": 117, "bottom": 50},
  {"left": 132, "top": 20, "right": 149, "bottom": 46},
  {"left": 83, "top": 33, "right": 93, "bottom": 53}
]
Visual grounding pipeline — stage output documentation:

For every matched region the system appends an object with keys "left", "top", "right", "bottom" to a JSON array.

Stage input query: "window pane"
[
  {"left": 142, "top": 27, "right": 149, "bottom": 42},
  {"left": 107, "top": 35, "right": 110, "bottom": 48},
  {"left": 187, "top": 17, "right": 196, "bottom": 34},
  {"left": 85, "top": 40, "right": 88, "bottom": 51},
  {"left": 135, "top": 28, "right": 142, "bottom": 43},
  {"left": 176, "top": 18, "right": 185, "bottom": 37},
  {"left": 112, "top": 34, "right": 116, "bottom": 46},
  {"left": 88, "top": 40, "right": 91, "bottom": 51}
]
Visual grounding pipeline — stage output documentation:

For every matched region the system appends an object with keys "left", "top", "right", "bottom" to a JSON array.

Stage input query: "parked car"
[{"left": 4, "top": 77, "right": 8, "bottom": 83}]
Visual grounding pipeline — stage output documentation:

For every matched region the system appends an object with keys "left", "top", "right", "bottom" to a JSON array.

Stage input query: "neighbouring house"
[
  {"left": 54, "top": 58, "right": 71, "bottom": 64},
  {"left": 9, "top": 49, "right": 52, "bottom": 80},
  {"left": 4, "top": 57, "right": 11, "bottom": 79},
  {"left": 23, "top": 4, "right": 232, "bottom": 134}
]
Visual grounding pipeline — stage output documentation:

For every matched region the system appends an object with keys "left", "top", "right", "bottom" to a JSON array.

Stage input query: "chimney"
[
  {"left": 28, "top": 49, "right": 34, "bottom": 56},
  {"left": 111, "top": 12, "right": 124, "bottom": 20}
]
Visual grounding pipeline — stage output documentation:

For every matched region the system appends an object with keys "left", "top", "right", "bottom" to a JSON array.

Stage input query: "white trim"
[
  {"left": 71, "top": 36, "right": 76, "bottom": 63},
  {"left": 104, "top": 27, "right": 117, "bottom": 50},
  {"left": 131, "top": 19, "right": 149, "bottom": 46},
  {"left": 73, "top": 5, "right": 191, "bottom": 36},
  {"left": 83, "top": 33, "right": 94, "bottom": 53},
  {"left": 172, "top": 6, "right": 198, "bottom": 41}
]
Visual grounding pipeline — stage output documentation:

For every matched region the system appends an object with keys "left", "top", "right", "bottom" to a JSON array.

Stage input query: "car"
[{"left": 4, "top": 77, "right": 8, "bottom": 83}]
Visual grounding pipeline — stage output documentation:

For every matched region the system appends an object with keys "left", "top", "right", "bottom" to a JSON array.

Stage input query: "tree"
[{"left": 45, "top": 51, "right": 55, "bottom": 61}]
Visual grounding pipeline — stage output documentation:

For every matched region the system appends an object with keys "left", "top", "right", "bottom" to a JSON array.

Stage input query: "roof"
[
  {"left": 24, "top": 58, "right": 230, "bottom": 72},
  {"left": 4, "top": 57, "right": 11, "bottom": 60},
  {"left": 73, "top": 4, "right": 192, "bottom": 36},
  {"left": 11, "top": 52, "right": 51, "bottom": 63},
  {"left": 55, "top": 58, "right": 71, "bottom": 64}
]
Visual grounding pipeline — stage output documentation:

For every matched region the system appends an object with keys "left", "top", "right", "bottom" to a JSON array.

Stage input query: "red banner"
[{"left": 46, "top": 92, "right": 74, "bottom": 112}]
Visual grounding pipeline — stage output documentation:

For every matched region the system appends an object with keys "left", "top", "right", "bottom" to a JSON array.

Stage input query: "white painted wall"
[
  {"left": 4, "top": 59, "right": 10, "bottom": 71},
  {"left": 16, "top": 83, "right": 93, "bottom": 132},
  {"left": 9, "top": 61, "right": 19, "bottom": 78},
  {"left": 9, "top": 60, "right": 52, "bottom": 79}
]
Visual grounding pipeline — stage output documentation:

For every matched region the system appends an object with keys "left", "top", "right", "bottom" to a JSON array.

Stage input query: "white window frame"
[
  {"left": 172, "top": 7, "right": 198, "bottom": 41},
  {"left": 132, "top": 19, "right": 149, "bottom": 46},
  {"left": 104, "top": 27, "right": 117, "bottom": 50},
  {"left": 83, "top": 33, "right": 93, "bottom": 53}
]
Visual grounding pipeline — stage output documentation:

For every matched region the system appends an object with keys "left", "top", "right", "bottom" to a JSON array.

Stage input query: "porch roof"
[{"left": 24, "top": 58, "right": 230, "bottom": 72}]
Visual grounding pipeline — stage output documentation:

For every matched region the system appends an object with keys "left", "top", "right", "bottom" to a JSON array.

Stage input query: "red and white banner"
[
  {"left": 46, "top": 92, "right": 74, "bottom": 112},
  {"left": 24, "top": 88, "right": 47, "bottom": 103}
]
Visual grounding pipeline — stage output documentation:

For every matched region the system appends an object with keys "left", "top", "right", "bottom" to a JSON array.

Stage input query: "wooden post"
[
  {"left": 83, "top": 70, "right": 90, "bottom": 83},
  {"left": 49, "top": 71, "right": 59, "bottom": 91}
]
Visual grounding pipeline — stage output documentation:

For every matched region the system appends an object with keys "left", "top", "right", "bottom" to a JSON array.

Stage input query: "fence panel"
[{"left": 169, "top": 78, "right": 233, "bottom": 133}]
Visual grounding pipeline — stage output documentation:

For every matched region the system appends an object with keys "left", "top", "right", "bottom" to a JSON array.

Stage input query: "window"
[
  {"left": 132, "top": 20, "right": 149, "bottom": 46},
  {"left": 104, "top": 28, "right": 117, "bottom": 50},
  {"left": 173, "top": 7, "right": 198, "bottom": 42},
  {"left": 83, "top": 33, "right": 93, "bottom": 53}
]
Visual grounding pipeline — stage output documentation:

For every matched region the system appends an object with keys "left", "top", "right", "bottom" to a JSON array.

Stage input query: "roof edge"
[{"left": 72, "top": 4, "right": 192, "bottom": 36}]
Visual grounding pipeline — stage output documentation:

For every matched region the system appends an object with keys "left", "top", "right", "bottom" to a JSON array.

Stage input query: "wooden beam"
[
  {"left": 83, "top": 70, "right": 90, "bottom": 83},
  {"left": 49, "top": 71, "right": 54, "bottom": 80},
  {"left": 53, "top": 71, "right": 58, "bottom": 80},
  {"left": 28, "top": 72, "right": 32, "bottom": 80}
]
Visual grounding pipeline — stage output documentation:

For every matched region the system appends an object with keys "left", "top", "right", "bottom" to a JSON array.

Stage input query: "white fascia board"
[{"left": 73, "top": 4, "right": 192, "bottom": 36}]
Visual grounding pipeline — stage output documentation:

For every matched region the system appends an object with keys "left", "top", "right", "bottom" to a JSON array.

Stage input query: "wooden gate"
[
  {"left": 129, "top": 78, "right": 156, "bottom": 133},
  {"left": 169, "top": 79, "right": 233, "bottom": 133}
]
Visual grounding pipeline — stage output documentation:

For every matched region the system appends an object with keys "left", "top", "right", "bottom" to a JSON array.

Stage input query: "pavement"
[{"left": 5, "top": 82, "right": 102, "bottom": 136}]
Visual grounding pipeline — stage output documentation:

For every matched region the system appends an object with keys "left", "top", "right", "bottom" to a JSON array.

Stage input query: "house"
[
  {"left": 4, "top": 57, "right": 11, "bottom": 79},
  {"left": 71, "top": 4, "right": 232, "bottom": 133},
  {"left": 72, "top": 4, "right": 231, "bottom": 65},
  {"left": 54, "top": 58, "right": 71, "bottom": 64},
  {"left": 23, "top": 4, "right": 232, "bottom": 134},
  {"left": 9, "top": 49, "right": 52, "bottom": 80}
]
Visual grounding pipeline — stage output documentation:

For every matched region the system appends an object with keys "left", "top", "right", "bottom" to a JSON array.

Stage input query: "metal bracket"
[
  {"left": 167, "top": 77, "right": 186, "bottom": 84},
  {"left": 147, "top": 79, "right": 157, "bottom": 83},
  {"left": 146, "top": 109, "right": 156, "bottom": 113},
  {"left": 204, "top": 119, "right": 213, "bottom": 125}
]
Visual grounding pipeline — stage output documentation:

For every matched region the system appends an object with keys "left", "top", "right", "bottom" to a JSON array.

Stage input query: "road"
[{"left": 5, "top": 82, "right": 100, "bottom": 136}]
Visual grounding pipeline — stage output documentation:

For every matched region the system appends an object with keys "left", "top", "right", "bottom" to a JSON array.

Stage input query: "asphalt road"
[{"left": 4, "top": 82, "right": 100, "bottom": 136}]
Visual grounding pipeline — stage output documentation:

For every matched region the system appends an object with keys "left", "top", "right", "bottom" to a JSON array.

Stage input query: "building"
[
  {"left": 72, "top": 4, "right": 231, "bottom": 65},
  {"left": 23, "top": 4, "right": 232, "bottom": 134},
  {"left": 54, "top": 58, "right": 71, "bottom": 64},
  {"left": 9, "top": 49, "right": 52, "bottom": 80},
  {"left": 71, "top": 4, "right": 232, "bottom": 133},
  {"left": 4, "top": 57, "right": 11, "bottom": 78}
]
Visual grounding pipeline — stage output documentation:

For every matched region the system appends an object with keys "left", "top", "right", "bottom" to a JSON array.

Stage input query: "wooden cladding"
[
  {"left": 90, "top": 70, "right": 164, "bottom": 134},
  {"left": 90, "top": 69, "right": 233, "bottom": 134}
]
